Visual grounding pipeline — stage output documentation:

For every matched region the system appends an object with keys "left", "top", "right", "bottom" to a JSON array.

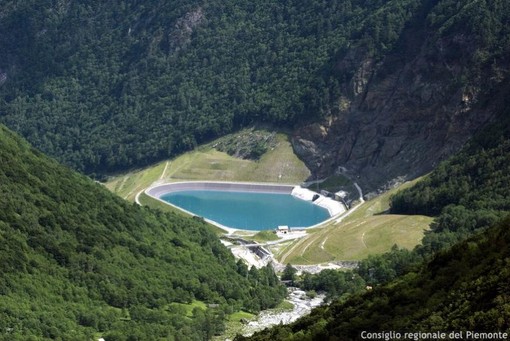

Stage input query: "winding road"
[
  {"left": 135, "top": 189, "right": 143, "bottom": 206},
  {"left": 334, "top": 182, "right": 364, "bottom": 224}
]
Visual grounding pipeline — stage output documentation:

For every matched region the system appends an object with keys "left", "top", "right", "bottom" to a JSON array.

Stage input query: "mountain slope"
[
  {"left": 387, "top": 113, "right": 510, "bottom": 257},
  {"left": 0, "top": 0, "right": 415, "bottom": 175},
  {"left": 0, "top": 125, "right": 285, "bottom": 340},
  {"left": 237, "top": 106, "right": 510, "bottom": 340},
  {"left": 293, "top": 0, "right": 510, "bottom": 192},
  {"left": 351, "top": 113, "right": 510, "bottom": 285},
  {"left": 3, "top": 0, "right": 505, "bottom": 189}
]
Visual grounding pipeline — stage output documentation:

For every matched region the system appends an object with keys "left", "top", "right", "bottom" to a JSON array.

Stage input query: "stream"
[{"left": 242, "top": 287, "right": 325, "bottom": 336}]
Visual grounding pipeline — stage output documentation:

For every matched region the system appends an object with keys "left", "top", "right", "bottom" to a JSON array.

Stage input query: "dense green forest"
[
  {"left": 238, "top": 216, "right": 510, "bottom": 340},
  {"left": 1, "top": 0, "right": 510, "bottom": 338},
  {"left": 5, "top": 0, "right": 506, "bottom": 176},
  {"left": 0, "top": 125, "right": 286, "bottom": 340}
]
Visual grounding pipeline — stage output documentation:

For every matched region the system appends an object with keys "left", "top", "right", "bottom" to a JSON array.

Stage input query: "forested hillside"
[
  {"left": 390, "top": 113, "right": 510, "bottom": 254},
  {"left": 0, "top": 125, "right": 286, "bottom": 340},
  {"left": 1, "top": 1, "right": 510, "bottom": 339},
  {"left": 292, "top": 0, "right": 510, "bottom": 190},
  {"left": 0, "top": 0, "right": 479, "bottom": 179}
]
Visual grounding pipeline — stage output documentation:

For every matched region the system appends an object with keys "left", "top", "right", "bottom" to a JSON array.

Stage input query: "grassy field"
[
  {"left": 168, "top": 300, "right": 207, "bottom": 318},
  {"left": 274, "top": 178, "right": 432, "bottom": 264},
  {"left": 214, "top": 310, "right": 255, "bottom": 341},
  {"left": 250, "top": 230, "right": 281, "bottom": 243},
  {"left": 105, "top": 161, "right": 167, "bottom": 201},
  {"left": 105, "top": 130, "right": 310, "bottom": 202}
]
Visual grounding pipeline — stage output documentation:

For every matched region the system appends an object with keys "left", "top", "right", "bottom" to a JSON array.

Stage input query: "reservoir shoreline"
[{"left": 145, "top": 181, "right": 345, "bottom": 232}]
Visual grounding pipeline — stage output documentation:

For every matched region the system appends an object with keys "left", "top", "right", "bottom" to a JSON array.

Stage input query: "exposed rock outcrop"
[
  {"left": 0, "top": 70, "right": 7, "bottom": 86},
  {"left": 293, "top": 15, "right": 509, "bottom": 195},
  {"left": 168, "top": 7, "right": 205, "bottom": 53}
]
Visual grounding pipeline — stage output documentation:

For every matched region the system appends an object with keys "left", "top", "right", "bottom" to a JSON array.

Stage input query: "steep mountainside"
[
  {"left": 0, "top": 125, "right": 285, "bottom": 340},
  {"left": 352, "top": 117, "right": 510, "bottom": 286},
  {"left": 0, "top": 0, "right": 418, "bottom": 176},
  {"left": 293, "top": 0, "right": 510, "bottom": 192},
  {"left": 1, "top": 0, "right": 507, "bottom": 189}
]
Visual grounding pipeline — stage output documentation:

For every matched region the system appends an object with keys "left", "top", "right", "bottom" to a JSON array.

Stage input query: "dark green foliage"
[
  {"left": 281, "top": 263, "right": 298, "bottom": 282},
  {"left": 0, "top": 0, "right": 424, "bottom": 175},
  {"left": 300, "top": 270, "right": 366, "bottom": 302},
  {"left": 0, "top": 125, "right": 286, "bottom": 340},
  {"left": 391, "top": 114, "right": 510, "bottom": 252},
  {"left": 356, "top": 245, "right": 421, "bottom": 285},
  {"left": 238, "top": 216, "right": 510, "bottom": 340}
]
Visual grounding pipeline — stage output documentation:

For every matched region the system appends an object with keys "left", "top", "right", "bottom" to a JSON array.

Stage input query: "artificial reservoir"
[{"left": 146, "top": 182, "right": 343, "bottom": 231}]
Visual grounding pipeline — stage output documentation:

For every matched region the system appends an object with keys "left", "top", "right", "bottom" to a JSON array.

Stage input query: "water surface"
[{"left": 160, "top": 190, "right": 330, "bottom": 230}]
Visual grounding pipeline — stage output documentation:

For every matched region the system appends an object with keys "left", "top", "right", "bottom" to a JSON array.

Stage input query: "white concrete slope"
[{"left": 291, "top": 186, "right": 346, "bottom": 216}]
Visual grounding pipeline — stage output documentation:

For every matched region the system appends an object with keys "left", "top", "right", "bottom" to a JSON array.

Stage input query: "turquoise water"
[{"left": 160, "top": 190, "right": 330, "bottom": 230}]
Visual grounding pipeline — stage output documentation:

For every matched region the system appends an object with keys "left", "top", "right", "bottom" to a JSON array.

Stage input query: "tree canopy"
[
  {"left": 0, "top": 0, "right": 430, "bottom": 176},
  {"left": 0, "top": 124, "right": 286, "bottom": 340}
]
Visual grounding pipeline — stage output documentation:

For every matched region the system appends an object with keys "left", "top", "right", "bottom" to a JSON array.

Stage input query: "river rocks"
[{"left": 242, "top": 288, "right": 325, "bottom": 336}]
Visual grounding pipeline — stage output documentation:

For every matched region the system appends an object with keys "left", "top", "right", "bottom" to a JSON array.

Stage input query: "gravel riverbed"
[{"left": 242, "top": 287, "right": 325, "bottom": 336}]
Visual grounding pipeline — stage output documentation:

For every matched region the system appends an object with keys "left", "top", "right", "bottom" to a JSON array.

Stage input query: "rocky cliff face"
[{"left": 292, "top": 11, "right": 510, "bottom": 195}]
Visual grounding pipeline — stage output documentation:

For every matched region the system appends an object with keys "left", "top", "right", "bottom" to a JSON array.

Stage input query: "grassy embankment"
[
  {"left": 105, "top": 130, "right": 310, "bottom": 202},
  {"left": 273, "top": 178, "right": 432, "bottom": 264}
]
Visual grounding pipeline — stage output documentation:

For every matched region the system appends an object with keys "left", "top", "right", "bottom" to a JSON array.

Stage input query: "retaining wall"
[{"left": 146, "top": 181, "right": 294, "bottom": 198}]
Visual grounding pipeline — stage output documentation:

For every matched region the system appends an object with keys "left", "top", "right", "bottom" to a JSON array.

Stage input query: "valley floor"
[
  {"left": 105, "top": 130, "right": 431, "bottom": 267},
  {"left": 102, "top": 129, "right": 433, "bottom": 340}
]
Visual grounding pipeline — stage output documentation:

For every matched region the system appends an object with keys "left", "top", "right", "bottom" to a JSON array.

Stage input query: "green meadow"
[{"left": 273, "top": 178, "right": 431, "bottom": 264}]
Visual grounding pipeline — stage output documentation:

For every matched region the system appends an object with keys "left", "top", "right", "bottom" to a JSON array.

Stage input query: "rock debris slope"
[{"left": 293, "top": 0, "right": 510, "bottom": 193}]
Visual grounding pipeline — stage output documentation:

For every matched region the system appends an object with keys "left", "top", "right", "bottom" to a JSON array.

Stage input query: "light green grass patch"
[
  {"left": 214, "top": 311, "right": 256, "bottom": 341},
  {"left": 250, "top": 230, "right": 280, "bottom": 243},
  {"left": 165, "top": 133, "right": 309, "bottom": 183},
  {"left": 105, "top": 161, "right": 167, "bottom": 201},
  {"left": 274, "top": 300, "right": 294, "bottom": 311},
  {"left": 344, "top": 177, "right": 426, "bottom": 222},
  {"left": 105, "top": 130, "right": 310, "bottom": 202},
  {"left": 276, "top": 178, "right": 433, "bottom": 264},
  {"left": 229, "top": 311, "right": 255, "bottom": 321},
  {"left": 168, "top": 300, "right": 207, "bottom": 318}
]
